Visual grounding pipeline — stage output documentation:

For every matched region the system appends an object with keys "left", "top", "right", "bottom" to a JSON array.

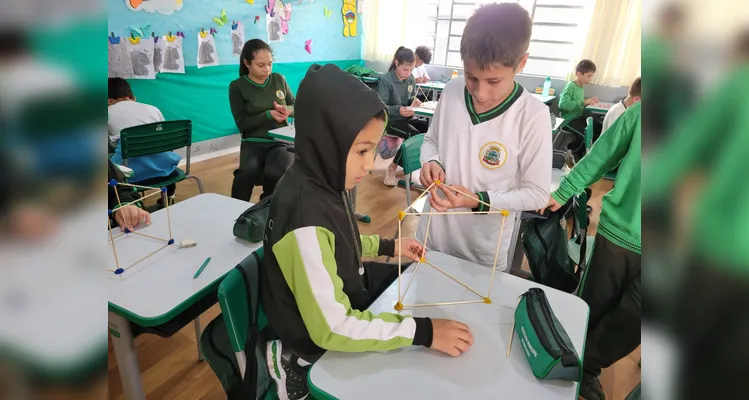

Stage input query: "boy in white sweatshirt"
[{"left": 417, "top": 2, "right": 552, "bottom": 270}]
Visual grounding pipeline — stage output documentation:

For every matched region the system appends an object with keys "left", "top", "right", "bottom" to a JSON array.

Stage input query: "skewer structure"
[
  {"left": 394, "top": 180, "right": 509, "bottom": 310},
  {"left": 107, "top": 179, "right": 176, "bottom": 275}
]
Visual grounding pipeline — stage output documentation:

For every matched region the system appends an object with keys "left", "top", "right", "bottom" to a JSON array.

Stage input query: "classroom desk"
[
  {"left": 532, "top": 93, "right": 557, "bottom": 105},
  {"left": 108, "top": 193, "right": 260, "bottom": 400},
  {"left": 411, "top": 101, "right": 437, "bottom": 120},
  {"left": 268, "top": 126, "right": 372, "bottom": 223},
  {"left": 415, "top": 81, "right": 446, "bottom": 91},
  {"left": 586, "top": 102, "right": 615, "bottom": 115},
  {"left": 308, "top": 251, "right": 589, "bottom": 399}
]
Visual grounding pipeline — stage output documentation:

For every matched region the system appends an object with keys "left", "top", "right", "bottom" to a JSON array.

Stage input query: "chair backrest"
[
  {"left": 398, "top": 134, "right": 425, "bottom": 174},
  {"left": 120, "top": 120, "right": 192, "bottom": 159},
  {"left": 584, "top": 117, "right": 594, "bottom": 151},
  {"left": 218, "top": 247, "right": 267, "bottom": 353}
]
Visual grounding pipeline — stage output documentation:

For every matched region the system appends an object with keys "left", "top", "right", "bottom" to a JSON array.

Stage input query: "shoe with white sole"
[
  {"left": 384, "top": 165, "right": 398, "bottom": 187},
  {"left": 267, "top": 340, "right": 310, "bottom": 400}
]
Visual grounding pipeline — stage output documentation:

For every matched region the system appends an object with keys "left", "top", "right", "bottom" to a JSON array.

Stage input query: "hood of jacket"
[{"left": 294, "top": 63, "right": 386, "bottom": 192}]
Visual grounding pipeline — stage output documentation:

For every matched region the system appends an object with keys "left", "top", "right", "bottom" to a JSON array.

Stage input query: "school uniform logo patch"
[
  {"left": 276, "top": 90, "right": 285, "bottom": 100},
  {"left": 408, "top": 85, "right": 413, "bottom": 93},
  {"left": 479, "top": 142, "right": 508, "bottom": 169}
]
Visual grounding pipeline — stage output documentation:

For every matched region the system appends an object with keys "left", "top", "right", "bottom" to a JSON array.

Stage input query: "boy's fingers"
[{"left": 144, "top": 211, "right": 152, "bottom": 225}]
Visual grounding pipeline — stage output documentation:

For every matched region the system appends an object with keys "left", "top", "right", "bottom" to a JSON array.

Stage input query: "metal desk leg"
[
  {"left": 350, "top": 186, "right": 371, "bottom": 223},
  {"left": 109, "top": 312, "right": 146, "bottom": 400}
]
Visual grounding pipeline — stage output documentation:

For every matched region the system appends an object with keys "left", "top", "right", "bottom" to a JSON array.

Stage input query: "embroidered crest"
[
  {"left": 276, "top": 90, "right": 285, "bottom": 99},
  {"left": 408, "top": 85, "right": 413, "bottom": 93},
  {"left": 479, "top": 142, "right": 508, "bottom": 169}
]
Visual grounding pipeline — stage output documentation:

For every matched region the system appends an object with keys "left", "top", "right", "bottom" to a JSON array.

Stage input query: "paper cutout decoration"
[
  {"left": 231, "top": 22, "right": 245, "bottom": 56},
  {"left": 246, "top": 0, "right": 254, "bottom": 3},
  {"left": 153, "top": 36, "right": 166, "bottom": 72},
  {"left": 126, "top": 0, "right": 183, "bottom": 15},
  {"left": 254, "top": 16, "right": 260, "bottom": 24},
  {"left": 126, "top": 37, "right": 156, "bottom": 79},
  {"left": 323, "top": 5, "right": 331, "bottom": 16},
  {"left": 197, "top": 32, "right": 219, "bottom": 68},
  {"left": 304, "top": 39, "right": 312, "bottom": 54},
  {"left": 266, "top": 0, "right": 276, "bottom": 16},
  {"left": 108, "top": 36, "right": 134, "bottom": 78},
  {"left": 266, "top": 14, "right": 284, "bottom": 42},
  {"left": 342, "top": 0, "right": 357, "bottom": 37},
  {"left": 161, "top": 34, "right": 185, "bottom": 74},
  {"left": 280, "top": 3, "right": 292, "bottom": 34},
  {"left": 213, "top": 9, "right": 228, "bottom": 26},
  {"left": 128, "top": 24, "right": 151, "bottom": 39}
]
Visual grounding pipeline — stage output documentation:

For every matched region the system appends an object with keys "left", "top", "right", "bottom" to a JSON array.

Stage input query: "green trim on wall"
[{"left": 127, "top": 59, "right": 364, "bottom": 143}]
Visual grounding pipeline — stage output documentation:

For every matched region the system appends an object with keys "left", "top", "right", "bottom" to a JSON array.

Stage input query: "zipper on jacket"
[
  {"left": 341, "top": 191, "right": 365, "bottom": 276},
  {"left": 525, "top": 289, "right": 576, "bottom": 367}
]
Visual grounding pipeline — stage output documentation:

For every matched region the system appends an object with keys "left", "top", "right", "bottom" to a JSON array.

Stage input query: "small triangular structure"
[{"left": 394, "top": 180, "right": 509, "bottom": 310}]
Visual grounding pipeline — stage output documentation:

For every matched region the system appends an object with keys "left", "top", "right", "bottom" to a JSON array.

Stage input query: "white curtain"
[
  {"left": 569, "top": 0, "right": 642, "bottom": 87},
  {"left": 362, "top": 0, "right": 427, "bottom": 67}
]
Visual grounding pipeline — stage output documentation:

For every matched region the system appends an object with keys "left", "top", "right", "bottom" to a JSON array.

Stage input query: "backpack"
[
  {"left": 521, "top": 202, "right": 581, "bottom": 293},
  {"left": 201, "top": 250, "right": 275, "bottom": 399},
  {"left": 377, "top": 134, "right": 403, "bottom": 160}
]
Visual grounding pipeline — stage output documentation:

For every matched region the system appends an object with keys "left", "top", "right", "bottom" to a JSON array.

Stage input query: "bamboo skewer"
[
  {"left": 114, "top": 182, "right": 123, "bottom": 210},
  {"left": 131, "top": 231, "right": 169, "bottom": 242},
  {"left": 403, "top": 299, "right": 486, "bottom": 308},
  {"left": 108, "top": 218, "right": 121, "bottom": 271},
  {"left": 400, "top": 261, "right": 422, "bottom": 301},
  {"left": 110, "top": 190, "right": 162, "bottom": 213},
  {"left": 122, "top": 243, "right": 170, "bottom": 272},
  {"left": 487, "top": 215, "right": 508, "bottom": 299},
  {"left": 422, "top": 259, "right": 484, "bottom": 299},
  {"left": 405, "top": 211, "right": 506, "bottom": 216},
  {"left": 436, "top": 182, "right": 506, "bottom": 213},
  {"left": 109, "top": 231, "right": 126, "bottom": 241},
  {"left": 397, "top": 219, "right": 402, "bottom": 303},
  {"left": 506, "top": 296, "right": 521, "bottom": 358},
  {"left": 164, "top": 193, "right": 173, "bottom": 239},
  {"left": 407, "top": 181, "right": 436, "bottom": 211},
  {"left": 117, "top": 182, "right": 164, "bottom": 191}
]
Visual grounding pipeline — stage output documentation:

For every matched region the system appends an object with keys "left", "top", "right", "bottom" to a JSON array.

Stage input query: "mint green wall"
[{"left": 128, "top": 60, "right": 363, "bottom": 142}]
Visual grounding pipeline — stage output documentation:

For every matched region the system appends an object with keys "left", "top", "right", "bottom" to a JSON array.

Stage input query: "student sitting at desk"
[
  {"left": 559, "top": 59, "right": 601, "bottom": 159},
  {"left": 377, "top": 47, "right": 428, "bottom": 186},
  {"left": 418, "top": 3, "right": 552, "bottom": 271},
  {"left": 108, "top": 78, "right": 181, "bottom": 207},
  {"left": 262, "top": 64, "right": 473, "bottom": 400},
  {"left": 412, "top": 45, "right": 432, "bottom": 84},
  {"left": 602, "top": 76, "right": 641, "bottom": 132}
]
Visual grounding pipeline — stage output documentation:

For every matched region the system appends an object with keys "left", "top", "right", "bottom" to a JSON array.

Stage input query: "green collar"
[
  {"left": 245, "top": 74, "right": 270, "bottom": 87},
  {"left": 464, "top": 82, "right": 523, "bottom": 125}
]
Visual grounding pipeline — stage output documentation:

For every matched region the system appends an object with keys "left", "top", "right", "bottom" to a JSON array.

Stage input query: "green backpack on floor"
[{"left": 200, "top": 249, "right": 276, "bottom": 399}]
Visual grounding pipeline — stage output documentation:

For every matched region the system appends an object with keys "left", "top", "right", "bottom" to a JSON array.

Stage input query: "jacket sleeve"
[
  {"left": 419, "top": 95, "right": 443, "bottom": 168},
  {"left": 360, "top": 234, "right": 395, "bottom": 258},
  {"left": 376, "top": 79, "right": 402, "bottom": 120},
  {"left": 552, "top": 106, "right": 636, "bottom": 204},
  {"left": 282, "top": 75, "right": 295, "bottom": 107},
  {"left": 474, "top": 109, "right": 551, "bottom": 213},
  {"left": 558, "top": 82, "right": 583, "bottom": 115},
  {"left": 272, "top": 226, "right": 433, "bottom": 352},
  {"left": 229, "top": 81, "right": 272, "bottom": 133}
]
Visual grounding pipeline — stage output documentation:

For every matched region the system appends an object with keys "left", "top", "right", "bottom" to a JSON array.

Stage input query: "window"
[{"left": 407, "top": 0, "right": 595, "bottom": 78}]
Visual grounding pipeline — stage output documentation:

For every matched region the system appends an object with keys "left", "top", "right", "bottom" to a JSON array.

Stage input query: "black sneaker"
[
  {"left": 267, "top": 340, "right": 310, "bottom": 400},
  {"left": 579, "top": 374, "right": 606, "bottom": 400}
]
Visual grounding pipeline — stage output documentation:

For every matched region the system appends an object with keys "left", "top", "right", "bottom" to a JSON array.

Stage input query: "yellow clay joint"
[
  {"left": 483, "top": 297, "right": 492, "bottom": 304},
  {"left": 394, "top": 302, "right": 404, "bottom": 311}
]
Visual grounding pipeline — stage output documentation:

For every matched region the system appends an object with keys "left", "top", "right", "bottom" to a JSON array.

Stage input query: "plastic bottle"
[
  {"left": 542, "top": 76, "right": 551, "bottom": 97},
  {"left": 451, "top": 70, "right": 458, "bottom": 80}
]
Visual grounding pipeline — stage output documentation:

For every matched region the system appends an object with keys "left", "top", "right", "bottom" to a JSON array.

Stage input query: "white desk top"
[
  {"left": 586, "top": 102, "right": 615, "bottom": 113},
  {"left": 532, "top": 93, "right": 557, "bottom": 104},
  {"left": 107, "top": 193, "right": 261, "bottom": 325},
  {"left": 411, "top": 101, "right": 437, "bottom": 117},
  {"left": 309, "top": 251, "right": 589, "bottom": 400},
  {"left": 415, "top": 81, "right": 446, "bottom": 90},
  {"left": 269, "top": 125, "right": 296, "bottom": 144}
]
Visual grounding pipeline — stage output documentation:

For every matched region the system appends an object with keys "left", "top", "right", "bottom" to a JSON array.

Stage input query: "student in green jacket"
[
  {"left": 262, "top": 64, "right": 474, "bottom": 400},
  {"left": 376, "top": 46, "right": 428, "bottom": 186},
  {"left": 559, "top": 59, "right": 601, "bottom": 159},
  {"left": 228, "top": 39, "right": 294, "bottom": 201},
  {"left": 544, "top": 102, "right": 641, "bottom": 400}
]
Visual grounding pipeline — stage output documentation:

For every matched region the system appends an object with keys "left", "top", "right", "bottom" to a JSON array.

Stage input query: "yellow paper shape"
[
  {"left": 342, "top": 0, "right": 357, "bottom": 37},
  {"left": 128, "top": 36, "right": 141, "bottom": 44}
]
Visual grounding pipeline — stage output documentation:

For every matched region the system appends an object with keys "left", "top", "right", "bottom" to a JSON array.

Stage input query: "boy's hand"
[
  {"left": 592, "top": 96, "right": 600, "bottom": 103},
  {"left": 273, "top": 101, "right": 291, "bottom": 116},
  {"left": 411, "top": 98, "right": 423, "bottom": 108},
  {"left": 399, "top": 107, "right": 414, "bottom": 118},
  {"left": 415, "top": 77, "right": 425, "bottom": 83},
  {"left": 584, "top": 98, "right": 596, "bottom": 106},
  {"left": 539, "top": 196, "right": 563, "bottom": 213},
  {"left": 430, "top": 319, "right": 474, "bottom": 357},
  {"left": 393, "top": 238, "right": 424, "bottom": 262},
  {"left": 269, "top": 109, "right": 288, "bottom": 123},
  {"left": 420, "top": 161, "right": 445, "bottom": 187},
  {"left": 429, "top": 184, "right": 479, "bottom": 211},
  {"left": 115, "top": 205, "right": 151, "bottom": 232}
]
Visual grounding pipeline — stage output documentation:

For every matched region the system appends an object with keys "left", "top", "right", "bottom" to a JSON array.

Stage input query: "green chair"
[
  {"left": 396, "top": 134, "right": 425, "bottom": 206},
  {"left": 551, "top": 113, "right": 584, "bottom": 150},
  {"left": 567, "top": 190, "right": 595, "bottom": 278},
  {"left": 584, "top": 116, "right": 595, "bottom": 153},
  {"left": 119, "top": 120, "right": 204, "bottom": 194}
]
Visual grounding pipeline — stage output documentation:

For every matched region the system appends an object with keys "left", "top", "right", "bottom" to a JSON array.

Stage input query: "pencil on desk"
[{"left": 193, "top": 257, "right": 212, "bottom": 279}]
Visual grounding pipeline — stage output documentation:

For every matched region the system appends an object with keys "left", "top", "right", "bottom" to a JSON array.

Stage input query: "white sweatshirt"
[{"left": 416, "top": 77, "right": 552, "bottom": 270}]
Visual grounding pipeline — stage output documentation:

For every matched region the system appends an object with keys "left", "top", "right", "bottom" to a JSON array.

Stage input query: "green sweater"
[
  {"left": 646, "top": 65, "right": 749, "bottom": 270},
  {"left": 559, "top": 80, "right": 585, "bottom": 118},
  {"left": 228, "top": 73, "right": 295, "bottom": 142},
  {"left": 552, "top": 102, "right": 641, "bottom": 254},
  {"left": 376, "top": 69, "right": 415, "bottom": 124}
]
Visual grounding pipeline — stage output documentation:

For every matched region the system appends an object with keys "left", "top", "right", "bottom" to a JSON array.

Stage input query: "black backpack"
[
  {"left": 521, "top": 190, "right": 589, "bottom": 294},
  {"left": 200, "top": 250, "right": 275, "bottom": 399}
]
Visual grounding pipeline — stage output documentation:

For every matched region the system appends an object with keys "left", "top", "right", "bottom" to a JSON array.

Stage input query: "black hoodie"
[{"left": 261, "top": 64, "right": 432, "bottom": 362}]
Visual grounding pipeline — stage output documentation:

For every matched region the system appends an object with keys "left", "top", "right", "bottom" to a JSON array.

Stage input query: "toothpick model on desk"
[
  {"left": 107, "top": 179, "right": 176, "bottom": 275},
  {"left": 394, "top": 180, "right": 509, "bottom": 310}
]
